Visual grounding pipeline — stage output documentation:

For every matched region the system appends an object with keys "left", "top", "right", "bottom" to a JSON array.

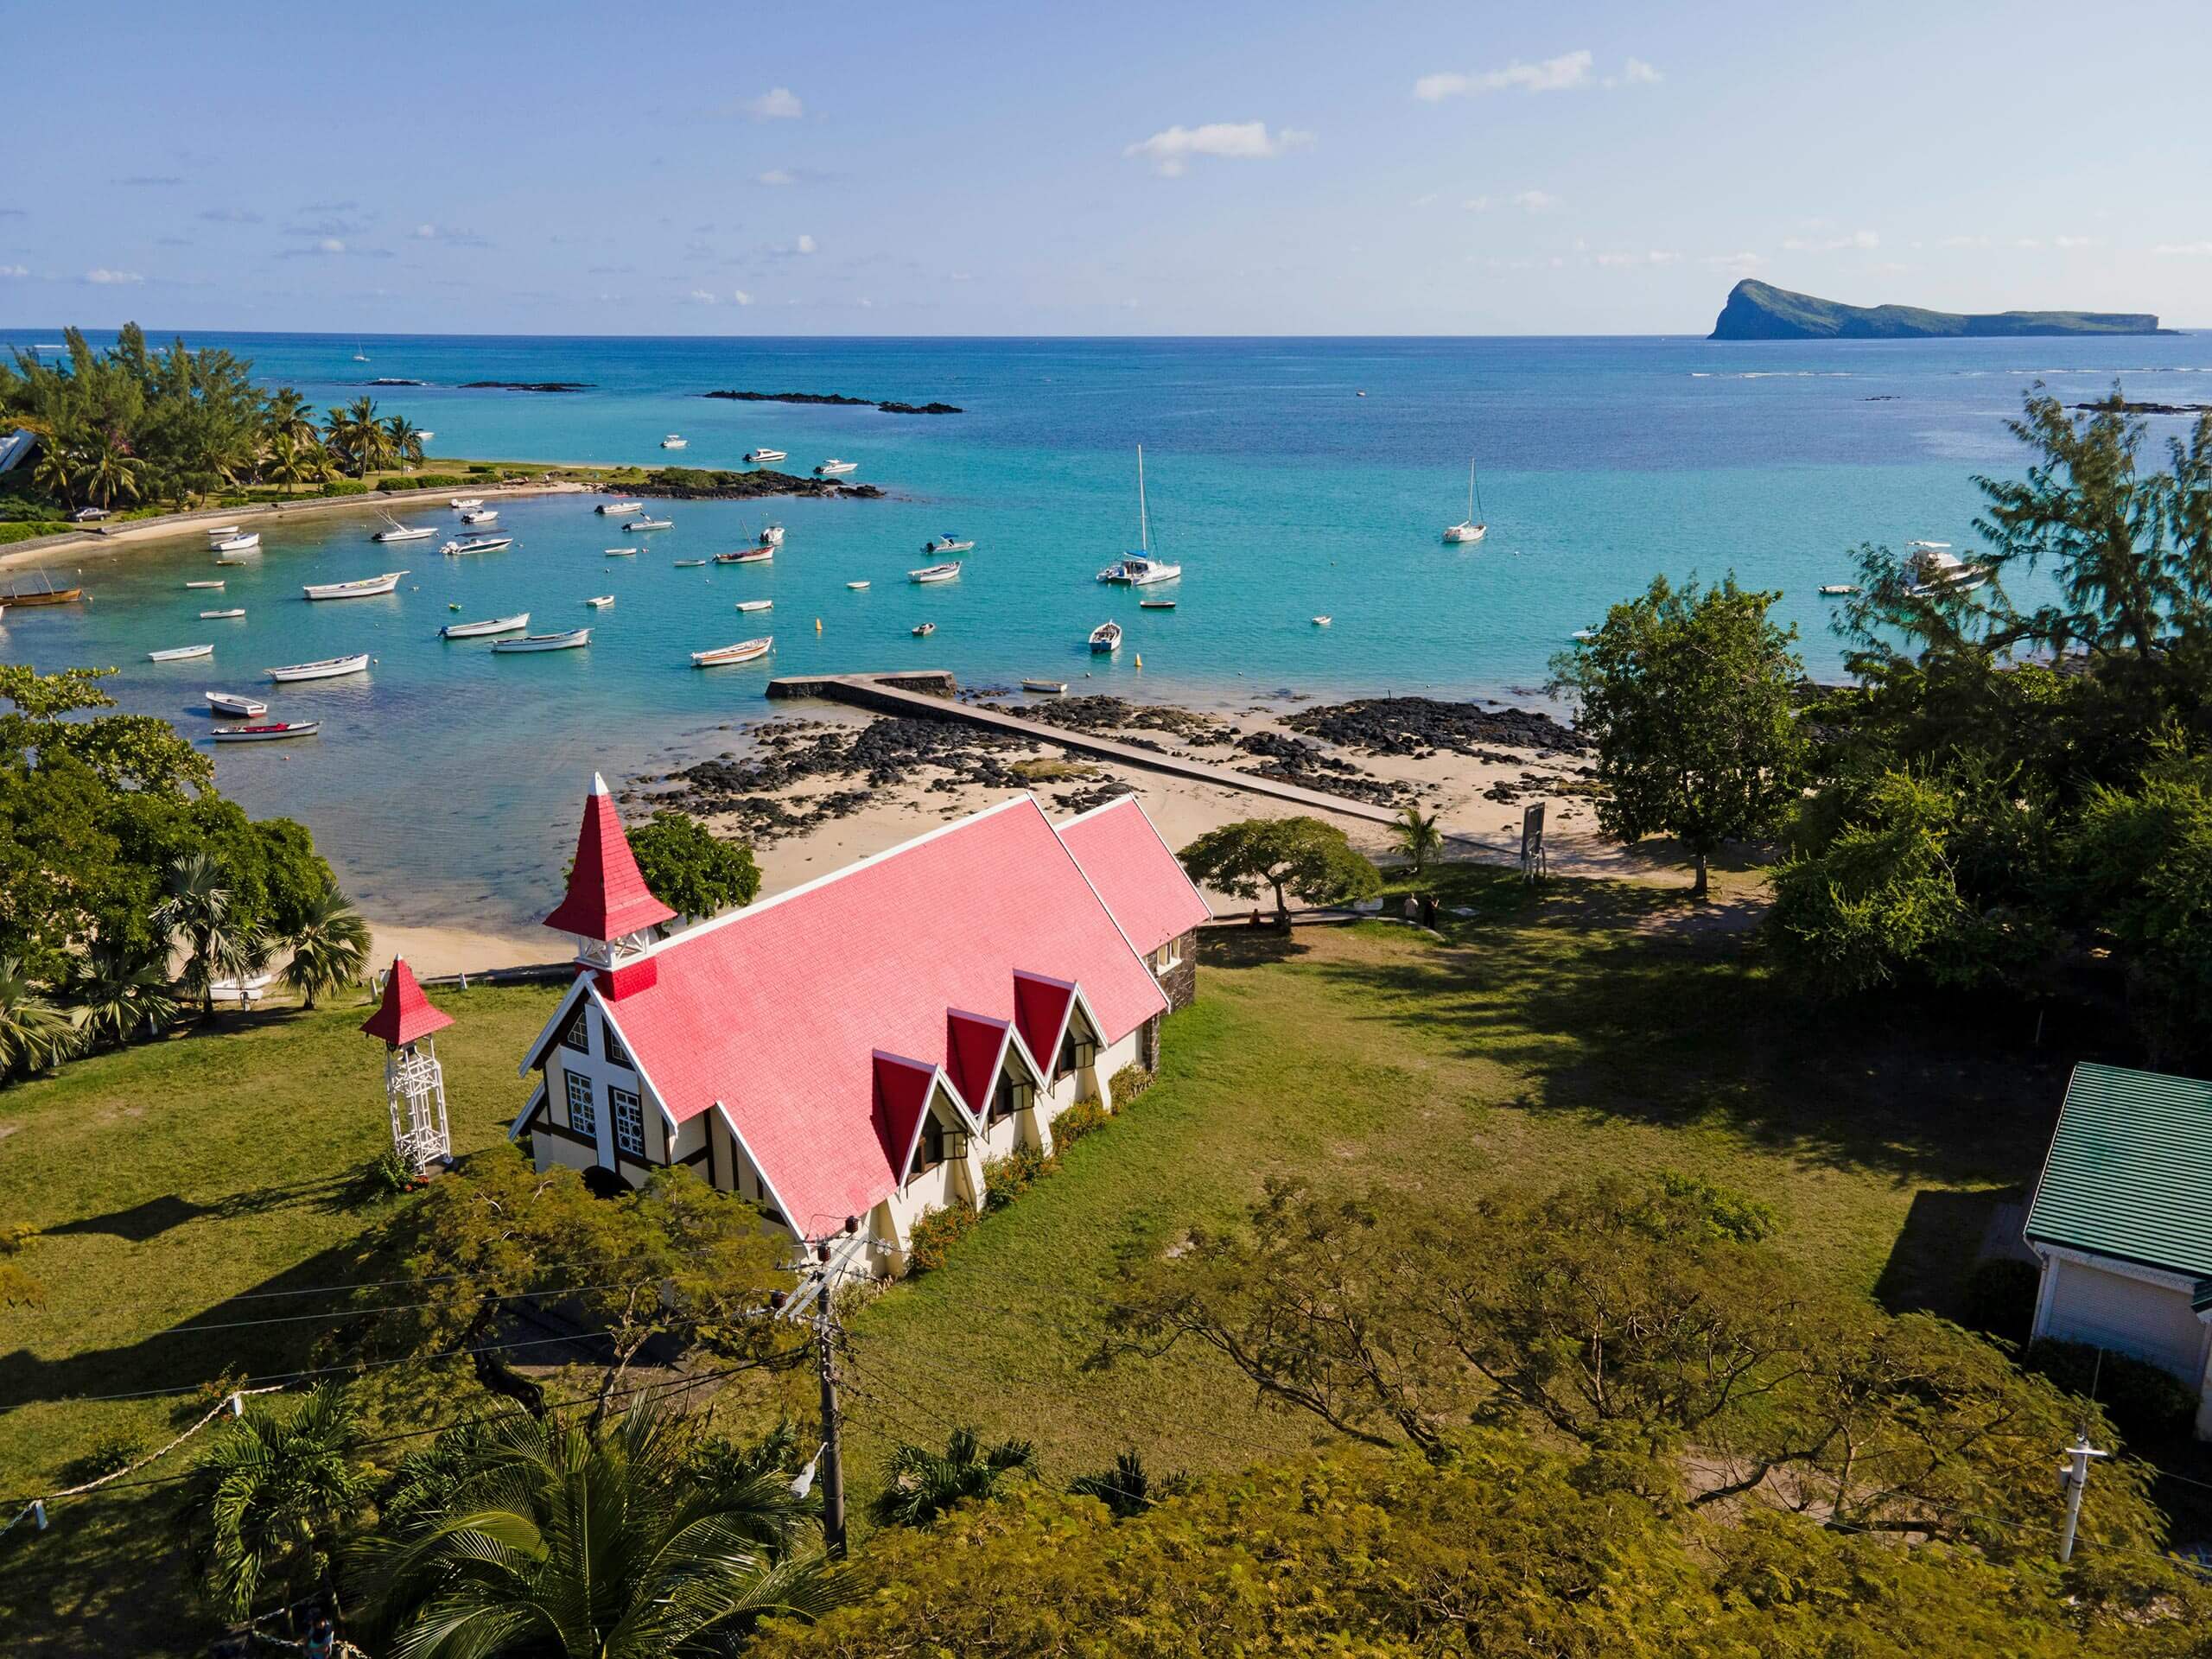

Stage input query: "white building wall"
[{"left": 2035, "top": 1253, "right": 2212, "bottom": 1382}]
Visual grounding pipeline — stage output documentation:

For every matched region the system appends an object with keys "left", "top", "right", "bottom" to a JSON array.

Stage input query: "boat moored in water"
[
  {"left": 734, "top": 599, "right": 773, "bottom": 613},
  {"left": 923, "top": 533, "right": 976, "bottom": 555},
  {"left": 213, "top": 532, "right": 262, "bottom": 553},
  {"left": 674, "top": 558, "right": 708, "bottom": 567},
  {"left": 1022, "top": 679, "right": 1066, "bottom": 695},
  {"left": 909, "top": 563, "right": 960, "bottom": 584},
  {"left": 450, "top": 496, "right": 486, "bottom": 510},
  {"left": 661, "top": 435, "right": 689, "bottom": 449},
  {"left": 691, "top": 636, "right": 773, "bottom": 667},
  {"left": 912, "top": 621, "right": 936, "bottom": 637},
  {"left": 845, "top": 580, "right": 870, "bottom": 589},
  {"left": 374, "top": 515, "right": 436, "bottom": 543},
  {"left": 441, "top": 612, "right": 531, "bottom": 639},
  {"left": 205, "top": 690, "right": 268, "bottom": 717},
  {"left": 624, "top": 517, "right": 673, "bottom": 531},
  {"left": 595, "top": 500, "right": 642, "bottom": 515},
  {"left": 604, "top": 546, "right": 637, "bottom": 556},
  {"left": 1905, "top": 541, "right": 1990, "bottom": 596},
  {"left": 492, "top": 627, "right": 592, "bottom": 653},
  {"left": 1140, "top": 598, "right": 1176, "bottom": 609},
  {"left": 1098, "top": 554, "right": 1181, "bottom": 586},
  {"left": 1444, "top": 455, "right": 1487, "bottom": 543},
  {"left": 745, "top": 448, "right": 786, "bottom": 464},
  {"left": 583, "top": 594, "right": 615, "bottom": 608},
  {"left": 149, "top": 644, "right": 214, "bottom": 662},
  {"left": 813, "top": 458, "right": 858, "bottom": 477},
  {"left": 185, "top": 579, "right": 226, "bottom": 590},
  {"left": 200, "top": 607, "right": 246, "bottom": 619},
  {"left": 1, "top": 573, "right": 86, "bottom": 606},
  {"left": 1818, "top": 584, "right": 1860, "bottom": 596},
  {"left": 1089, "top": 620, "right": 1122, "bottom": 653},
  {"left": 757, "top": 524, "right": 785, "bottom": 548},
  {"left": 267, "top": 653, "right": 370, "bottom": 683},
  {"left": 441, "top": 536, "right": 513, "bottom": 556},
  {"left": 303, "top": 570, "right": 406, "bottom": 601},
  {"left": 214, "top": 721, "right": 320, "bottom": 742},
  {"left": 715, "top": 547, "right": 772, "bottom": 564}
]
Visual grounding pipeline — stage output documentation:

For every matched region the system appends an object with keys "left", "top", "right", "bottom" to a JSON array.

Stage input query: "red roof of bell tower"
[
  {"left": 360, "top": 957, "right": 454, "bottom": 1047},
  {"left": 544, "top": 773, "right": 677, "bottom": 944}
]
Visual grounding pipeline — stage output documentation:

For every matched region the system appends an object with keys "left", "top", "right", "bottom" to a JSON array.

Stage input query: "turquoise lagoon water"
[{"left": 5, "top": 329, "right": 2211, "bottom": 931}]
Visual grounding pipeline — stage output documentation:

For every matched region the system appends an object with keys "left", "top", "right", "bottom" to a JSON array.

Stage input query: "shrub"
[
  {"left": 906, "top": 1198, "right": 978, "bottom": 1274},
  {"left": 1108, "top": 1063, "right": 1154, "bottom": 1108},
  {"left": 0, "top": 522, "right": 71, "bottom": 545},
  {"left": 1961, "top": 1258, "right": 2040, "bottom": 1348},
  {"left": 320, "top": 479, "right": 369, "bottom": 497},
  {"left": 1652, "top": 1170, "right": 1778, "bottom": 1243},
  {"left": 384, "top": 473, "right": 464, "bottom": 492},
  {"left": 2024, "top": 1338, "right": 2197, "bottom": 1446},
  {"left": 467, "top": 463, "right": 498, "bottom": 475},
  {"left": 982, "top": 1141, "right": 1058, "bottom": 1213},
  {"left": 1051, "top": 1097, "right": 1110, "bottom": 1149},
  {"left": 60, "top": 1433, "right": 145, "bottom": 1485}
]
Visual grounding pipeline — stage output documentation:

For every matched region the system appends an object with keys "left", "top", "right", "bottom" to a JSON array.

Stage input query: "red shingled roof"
[
  {"left": 569, "top": 796, "right": 1168, "bottom": 1236},
  {"left": 1055, "top": 796, "right": 1213, "bottom": 956},
  {"left": 544, "top": 773, "right": 677, "bottom": 944},
  {"left": 360, "top": 957, "right": 453, "bottom": 1047}
]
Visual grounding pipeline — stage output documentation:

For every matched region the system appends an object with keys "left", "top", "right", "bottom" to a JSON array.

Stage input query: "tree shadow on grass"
[
  {"left": 1198, "top": 929, "right": 1312, "bottom": 971},
  {"left": 41, "top": 1175, "right": 354, "bottom": 1244}
]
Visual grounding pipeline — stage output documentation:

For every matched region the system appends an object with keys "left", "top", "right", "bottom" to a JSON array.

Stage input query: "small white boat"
[
  {"left": 1312, "top": 615, "right": 1332, "bottom": 627},
  {"left": 923, "top": 533, "right": 976, "bottom": 555},
  {"left": 1570, "top": 628, "right": 1595, "bottom": 642},
  {"left": 303, "top": 571, "right": 407, "bottom": 601},
  {"left": 441, "top": 537, "right": 513, "bottom": 556},
  {"left": 757, "top": 524, "right": 785, "bottom": 548},
  {"left": 1022, "top": 679, "right": 1066, "bottom": 695},
  {"left": 1139, "top": 598, "right": 1175, "bottom": 610},
  {"left": 205, "top": 690, "right": 267, "bottom": 717},
  {"left": 186, "top": 579, "right": 226, "bottom": 590},
  {"left": 604, "top": 546, "right": 638, "bottom": 557},
  {"left": 214, "top": 533, "right": 262, "bottom": 553},
  {"left": 460, "top": 508, "right": 499, "bottom": 525},
  {"left": 1097, "top": 555, "right": 1181, "bottom": 586},
  {"left": 417, "top": 430, "right": 435, "bottom": 442},
  {"left": 1818, "top": 584, "right": 1860, "bottom": 597},
  {"left": 442, "top": 612, "right": 530, "bottom": 639},
  {"left": 584, "top": 594, "right": 615, "bottom": 608},
  {"left": 450, "top": 496, "right": 486, "bottom": 510},
  {"left": 493, "top": 627, "right": 591, "bottom": 653},
  {"left": 1089, "top": 621, "right": 1122, "bottom": 653},
  {"left": 909, "top": 563, "right": 961, "bottom": 584},
  {"left": 734, "top": 599, "right": 773, "bottom": 613},
  {"left": 845, "top": 580, "right": 870, "bottom": 590},
  {"left": 625, "top": 518, "right": 673, "bottom": 532},
  {"left": 1905, "top": 542, "right": 1990, "bottom": 596},
  {"left": 912, "top": 621, "right": 936, "bottom": 637},
  {"left": 149, "top": 644, "right": 214, "bottom": 663},
  {"left": 673, "top": 558, "right": 708, "bottom": 568},
  {"left": 813, "top": 458, "right": 859, "bottom": 477},
  {"left": 715, "top": 547, "right": 772, "bottom": 565},
  {"left": 661, "top": 435, "right": 689, "bottom": 449},
  {"left": 691, "top": 636, "right": 773, "bottom": 667},
  {"left": 203, "top": 524, "right": 242, "bottom": 539},
  {"left": 374, "top": 515, "right": 436, "bottom": 543},
  {"left": 200, "top": 607, "right": 246, "bottom": 620},
  {"left": 745, "top": 448, "right": 786, "bottom": 464},
  {"left": 268, "top": 653, "right": 370, "bottom": 683},
  {"left": 213, "top": 720, "right": 320, "bottom": 742},
  {"left": 1444, "top": 456, "right": 1487, "bottom": 544},
  {"left": 595, "top": 500, "right": 643, "bottom": 515}
]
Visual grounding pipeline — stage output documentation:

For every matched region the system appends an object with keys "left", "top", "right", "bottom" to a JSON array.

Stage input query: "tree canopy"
[
  {"left": 626, "top": 808, "right": 761, "bottom": 918},
  {"left": 1178, "top": 817, "right": 1380, "bottom": 927}
]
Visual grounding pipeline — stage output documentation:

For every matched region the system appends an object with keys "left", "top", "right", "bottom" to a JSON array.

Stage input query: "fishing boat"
[
  {"left": 1905, "top": 541, "right": 1990, "bottom": 596},
  {"left": 691, "top": 636, "right": 774, "bottom": 667},
  {"left": 734, "top": 599, "right": 773, "bottom": 613},
  {"left": 441, "top": 536, "right": 513, "bottom": 556},
  {"left": 909, "top": 563, "right": 961, "bottom": 584},
  {"left": 674, "top": 558, "right": 708, "bottom": 568},
  {"left": 149, "top": 644, "right": 214, "bottom": 662},
  {"left": 267, "top": 653, "right": 370, "bottom": 683},
  {"left": 451, "top": 496, "right": 486, "bottom": 510},
  {"left": 1312, "top": 615, "right": 1332, "bottom": 627},
  {"left": 1818, "top": 584, "right": 1860, "bottom": 597},
  {"left": 205, "top": 690, "right": 267, "bottom": 717},
  {"left": 845, "top": 580, "right": 870, "bottom": 589},
  {"left": 1022, "top": 679, "right": 1067, "bottom": 695},
  {"left": 922, "top": 533, "right": 976, "bottom": 555},
  {"left": 460, "top": 508, "right": 499, "bottom": 525},
  {"left": 757, "top": 523, "right": 785, "bottom": 548},
  {"left": 213, "top": 532, "right": 262, "bottom": 553},
  {"left": 1443, "top": 456, "right": 1486, "bottom": 544},
  {"left": 200, "top": 607, "right": 246, "bottom": 620},
  {"left": 441, "top": 612, "right": 531, "bottom": 639},
  {"left": 214, "top": 720, "right": 320, "bottom": 742},
  {"left": 373, "top": 515, "right": 436, "bottom": 543},
  {"left": 492, "top": 627, "right": 591, "bottom": 654},
  {"left": 661, "top": 434, "right": 689, "bottom": 449},
  {"left": 745, "top": 448, "right": 786, "bottom": 464},
  {"left": 595, "top": 500, "right": 642, "bottom": 515},
  {"left": 604, "top": 547, "right": 638, "bottom": 557},
  {"left": 912, "top": 621, "right": 936, "bottom": 637},
  {"left": 624, "top": 517, "right": 673, "bottom": 532},
  {"left": 0, "top": 572, "right": 85, "bottom": 606},
  {"left": 583, "top": 594, "right": 615, "bottom": 608},
  {"left": 1096, "top": 447, "right": 1182, "bottom": 585},
  {"left": 186, "top": 579, "right": 226, "bottom": 590},
  {"left": 813, "top": 458, "right": 859, "bottom": 477},
  {"left": 203, "top": 524, "right": 242, "bottom": 540},
  {"left": 1140, "top": 598, "right": 1176, "bottom": 610},
  {"left": 715, "top": 547, "right": 772, "bottom": 565},
  {"left": 303, "top": 570, "right": 407, "bottom": 601},
  {"left": 1089, "top": 621, "right": 1122, "bottom": 653}
]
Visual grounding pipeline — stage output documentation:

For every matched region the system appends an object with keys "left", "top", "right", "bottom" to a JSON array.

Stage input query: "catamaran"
[
  {"left": 205, "top": 690, "right": 267, "bottom": 717},
  {"left": 1444, "top": 456, "right": 1486, "bottom": 543},
  {"left": 691, "top": 636, "right": 773, "bottom": 667},
  {"left": 267, "top": 653, "right": 370, "bottom": 683},
  {"left": 813, "top": 458, "right": 859, "bottom": 477},
  {"left": 441, "top": 537, "right": 513, "bottom": 556},
  {"left": 441, "top": 612, "right": 531, "bottom": 639},
  {"left": 1089, "top": 621, "right": 1122, "bottom": 653},
  {"left": 909, "top": 563, "right": 960, "bottom": 584},
  {"left": 303, "top": 571, "right": 406, "bottom": 600},
  {"left": 492, "top": 627, "right": 591, "bottom": 653},
  {"left": 374, "top": 514, "right": 436, "bottom": 543},
  {"left": 745, "top": 448, "right": 786, "bottom": 464},
  {"left": 1096, "top": 447, "right": 1182, "bottom": 585}
]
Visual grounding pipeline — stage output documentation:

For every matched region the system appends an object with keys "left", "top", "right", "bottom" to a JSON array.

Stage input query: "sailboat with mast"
[
  {"left": 1444, "top": 455, "right": 1487, "bottom": 544},
  {"left": 1096, "top": 444, "right": 1183, "bottom": 586}
]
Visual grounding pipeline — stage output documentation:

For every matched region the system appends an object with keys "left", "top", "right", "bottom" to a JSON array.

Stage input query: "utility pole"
[
  {"left": 2057, "top": 1433, "right": 2107, "bottom": 1563},
  {"left": 776, "top": 1217, "right": 864, "bottom": 1561}
]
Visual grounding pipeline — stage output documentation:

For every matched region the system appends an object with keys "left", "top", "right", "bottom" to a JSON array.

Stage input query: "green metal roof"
[{"left": 2025, "top": 1063, "right": 2212, "bottom": 1279}]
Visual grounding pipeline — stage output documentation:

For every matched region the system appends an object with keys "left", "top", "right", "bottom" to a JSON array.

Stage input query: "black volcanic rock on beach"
[{"left": 1286, "top": 696, "right": 1587, "bottom": 759}]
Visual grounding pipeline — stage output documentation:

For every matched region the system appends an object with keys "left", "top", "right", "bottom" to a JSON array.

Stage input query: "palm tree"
[
  {"left": 0, "top": 957, "right": 80, "bottom": 1077},
  {"left": 280, "top": 887, "right": 371, "bottom": 1011},
  {"left": 264, "top": 429, "right": 327, "bottom": 497},
  {"left": 154, "top": 851, "right": 252, "bottom": 1019},
  {"left": 30, "top": 441, "right": 80, "bottom": 511},
  {"left": 1391, "top": 805, "right": 1444, "bottom": 877},
  {"left": 1068, "top": 1448, "right": 1191, "bottom": 1519},
  {"left": 355, "top": 1402, "right": 848, "bottom": 1657},
  {"left": 65, "top": 940, "right": 180, "bottom": 1048},
  {"left": 384, "top": 415, "right": 425, "bottom": 472},
  {"left": 186, "top": 1386, "right": 365, "bottom": 1626},
  {"left": 82, "top": 429, "right": 145, "bottom": 509},
  {"left": 873, "top": 1426, "right": 1035, "bottom": 1528},
  {"left": 323, "top": 397, "right": 394, "bottom": 478},
  {"left": 264, "top": 386, "right": 320, "bottom": 448}
]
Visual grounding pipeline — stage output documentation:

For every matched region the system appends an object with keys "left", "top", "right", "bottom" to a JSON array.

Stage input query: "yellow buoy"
[
  {"left": 1134, "top": 653, "right": 1143, "bottom": 669},
  {"left": 814, "top": 617, "right": 823, "bottom": 632}
]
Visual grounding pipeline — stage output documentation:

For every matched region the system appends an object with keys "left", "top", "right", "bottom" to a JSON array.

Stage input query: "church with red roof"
[{"left": 511, "top": 778, "right": 1211, "bottom": 1273}]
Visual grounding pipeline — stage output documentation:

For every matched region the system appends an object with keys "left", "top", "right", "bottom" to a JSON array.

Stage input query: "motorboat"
[
  {"left": 715, "top": 547, "right": 772, "bottom": 564},
  {"left": 1022, "top": 679, "right": 1067, "bottom": 695},
  {"left": 303, "top": 570, "right": 407, "bottom": 600},
  {"left": 604, "top": 546, "right": 638, "bottom": 556},
  {"left": 1089, "top": 621, "right": 1122, "bottom": 652},
  {"left": 200, "top": 607, "right": 246, "bottom": 620},
  {"left": 909, "top": 563, "right": 960, "bottom": 584},
  {"left": 213, "top": 532, "right": 262, "bottom": 553},
  {"left": 1818, "top": 584, "right": 1860, "bottom": 597},
  {"left": 912, "top": 621, "right": 936, "bottom": 637},
  {"left": 1097, "top": 554, "right": 1181, "bottom": 586},
  {"left": 186, "top": 579, "right": 226, "bottom": 590},
  {"left": 441, "top": 537, "right": 513, "bottom": 556},
  {"left": 734, "top": 599, "right": 773, "bottom": 613},
  {"left": 745, "top": 448, "right": 787, "bottom": 464},
  {"left": 661, "top": 435, "right": 689, "bottom": 449},
  {"left": 757, "top": 524, "right": 785, "bottom": 548},
  {"left": 813, "top": 458, "right": 859, "bottom": 477},
  {"left": 1906, "top": 541, "right": 1990, "bottom": 596},
  {"left": 923, "top": 533, "right": 976, "bottom": 555},
  {"left": 459, "top": 508, "right": 499, "bottom": 525},
  {"left": 674, "top": 558, "right": 708, "bottom": 568},
  {"left": 267, "top": 653, "right": 370, "bottom": 683},
  {"left": 624, "top": 517, "right": 673, "bottom": 531},
  {"left": 691, "top": 636, "right": 774, "bottom": 667},
  {"left": 1312, "top": 615, "right": 1332, "bottom": 626},
  {"left": 149, "top": 644, "right": 214, "bottom": 662},
  {"left": 493, "top": 628, "right": 591, "bottom": 653},
  {"left": 1140, "top": 598, "right": 1176, "bottom": 610},
  {"left": 595, "top": 499, "right": 642, "bottom": 514},
  {"left": 1444, "top": 456, "right": 1487, "bottom": 544},
  {"left": 450, "top": 496, "right": 486, "bottom": 510},
  {"left": 0, "top": 573, "right": 84, "bottom": 606},
  {"left": 213, "top": 721, "right": 320, "bottom": 742},
  {"left": 417, "top": 431, "right": 435, "bottom": 442},
  {"left": 205, "top": 690, "right": 267, "bottom": 717},
  {"left": 441, "top": 612, "right": 531, "bottom": 639},
  {"left": 374, "top": 515, "right": 436, "bottom": 543},
  {"left": 845, "top": 580, "right": 870, "bottom": 589}
]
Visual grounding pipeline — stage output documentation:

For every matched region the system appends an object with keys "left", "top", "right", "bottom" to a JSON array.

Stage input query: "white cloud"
[
  {"left": 1940, "top": 233, "right": 1991, "bottom": 249},
  {"left": 731, "top": 289, "right": 753, "bottom": 305},
  {"left": 0, "top": 264, "right": 26, "bottom": 277},
  {"left": 1621, "top": 57, "right": 1662, "bottom": 84},
  {"left": 2013, "top": 237, "right": 2044, "bottom": 251},
  {"left": 199, "top": 207, "right": 262, "bottom": 224},
  {"left": 1782, "top": 229, "right": 1878, "bottom": 251},
  {"left": 857, "top": 296, "right": 873, "bottom": 308},
  {"left": 743, "top": 86, "right": 803, "bottom": 120},
  {"left": 950, "top": 270, "right": 973, "bottom": 282},
  {"left": 317, "top": 237, "right": 346, "bottom": 254},
  {"left": 414, "top": 223, "right": 436, "bottom": 238},
  {"left": 2054, "top": 234, "right": 2101, "bottom": 249},
  {"left": 1594, "top": 249, "right": 1680, "bottom": 267},
  {"left": 2156, "top": 240, "right": 2212, "bottom": 256},
  {"left": 1513, "top": 188, "right": 1560, "bottom": 213},
  {"left": 1463, "top": 195, "right": 1491, "bottom": 212},
  {"left": 1123, "top": 120, "right": 1314, "bottom": 177},
  {"left": 795, "top": 232, "right": 816, "bottom": 254},
  {"left": 753, "top": 169, "right": 795, "bottom": 188},
  {"left": 83, "top": 267, "right": 143, "bottom": 284},
  {"left": 1414, "top": 50, "right": 1592, "bottom": 102},
  {"left": 688, "top": 289, "right": 718, "bottom": 304},
  {"left": 1704, "top": 251, "right": 1766, "bottom": 271}
]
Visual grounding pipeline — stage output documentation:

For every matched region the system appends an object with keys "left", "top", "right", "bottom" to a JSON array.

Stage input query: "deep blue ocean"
[{"left": 5, "top": 328, "right": 2210, "bottom": 931}]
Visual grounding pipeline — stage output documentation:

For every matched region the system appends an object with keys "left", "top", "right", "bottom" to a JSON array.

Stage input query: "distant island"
[
  {"left": 703, "top": 389, "right": 963, "bottom": 415},
  {"left": 1709, "top": 279, "right": 2171, "bottom": 340},
  {"left": 458, "top": 380, "right": 594, "bottom": 392}
]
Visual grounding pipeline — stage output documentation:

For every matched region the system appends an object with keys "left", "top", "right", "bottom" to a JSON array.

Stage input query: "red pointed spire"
[
  {"left": 361, "top": 957, "right": 454, "bottom": 1047},
  {"left": 544, "top": 772, "right": 677, "bottom": 943}
]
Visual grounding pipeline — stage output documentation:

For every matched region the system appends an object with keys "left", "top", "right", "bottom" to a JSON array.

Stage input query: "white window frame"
[
  {"left": 566, "top": 1070, "right": 597, "bottom": 1136},
  {"left": 611, "top": 1086, "right": 645, "bottom": 1159}
]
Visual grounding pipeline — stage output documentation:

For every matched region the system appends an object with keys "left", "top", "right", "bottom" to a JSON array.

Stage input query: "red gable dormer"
[
  {"left": 1012, "top": 972, "right": 1077, "bottom": 1070},
  {"left": 544, "top": 774, "right": 677, "bottom": 998},
  {"left": 361, "top": 957, "right": 453, "bottom": 1047},
  {"left": 945, "top": 1010, "right": 1012, "bottom": 1108}
]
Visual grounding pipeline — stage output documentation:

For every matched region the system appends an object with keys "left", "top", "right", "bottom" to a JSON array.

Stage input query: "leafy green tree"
[
  {"left": 0, "top": 661, "right": 213, "bottom": 796},
  {"left": 874, "top": 1427, "right": 1037, "bottom": 1528},
  {"left": 155, "top": 850, "right": 257, "bottom": 1019},
  {"left": 626, "top": 809, "right": 760, "bottom": 918},
  {"left": 1389, "top": 804, "right": 1443, "bottom": 877},
  {"left": 0, "top": 955, "right": 79, "bottom": 1077},
  {"left": 184, "top": 1385, "right": 365, "bottom": 1624},
  {"left": 1178, "top": 817, "right": 1381, "bottom": 930},
  {"left": 264, "top": 429, "right": 327, "bottom": 496},
  {"left": 278, "top": 885, "right": 371, "bottom": 1010},
  {"left": 65, "top": 938, "right": 179, "bottom": 1048},
  {"left": 1549, "top": 574, "right": 1803, "bottom": 895},
  {"left": 353, "top": 1402, "right": 848, "bottom": 1657},
  {"left": 323, "top": 396, "right": 395, "bottom": 477},
  {"left": 1068, "top": 1449, "right": 1190, "bottom": 1519}
]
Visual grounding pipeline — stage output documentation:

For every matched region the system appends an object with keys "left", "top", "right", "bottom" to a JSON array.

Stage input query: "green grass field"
[{"left": 0, "top": 868, "right": 2081, "bottom": 1652}]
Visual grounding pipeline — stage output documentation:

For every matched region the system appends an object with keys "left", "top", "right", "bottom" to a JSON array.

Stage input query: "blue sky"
[{"left": 8, "top": 0, "right": 2212, "bottom": 335}]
